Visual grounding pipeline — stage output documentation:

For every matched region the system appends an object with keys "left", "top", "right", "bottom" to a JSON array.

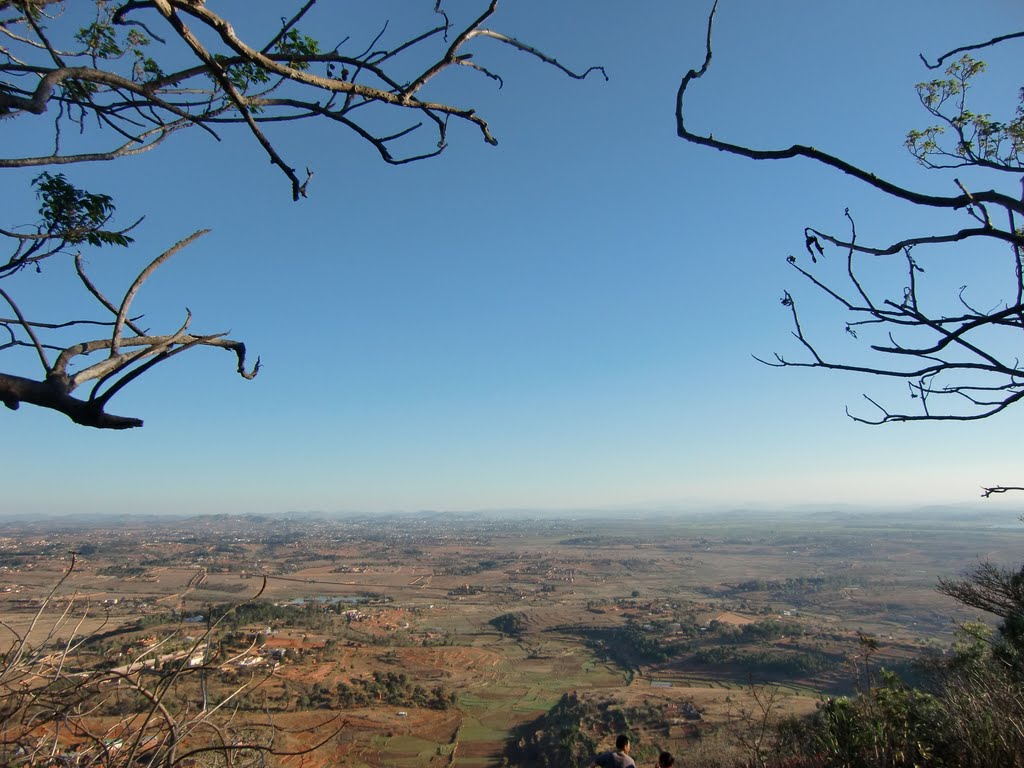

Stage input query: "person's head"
[
  {"left": 657, "top": 751, "right": 674, "bottom": 767},
  {"left": 615, "top": 734, "right": 630, "bottom": 753}
]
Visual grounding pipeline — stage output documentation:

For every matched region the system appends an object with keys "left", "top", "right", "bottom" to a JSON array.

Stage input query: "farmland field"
[{"left": 1, "top": 508, "right": 1021, "bottom": 766}]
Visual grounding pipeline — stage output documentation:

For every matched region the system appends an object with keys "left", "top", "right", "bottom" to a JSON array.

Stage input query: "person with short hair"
[
  {"left": 656, "top": 751, "right": 674, "bottom": 767},
  {"left": 593, "top": 734, "right": 636, "bottom": 768}
]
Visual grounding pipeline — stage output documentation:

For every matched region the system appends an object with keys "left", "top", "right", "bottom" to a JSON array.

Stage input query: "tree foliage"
[
  {"left": 938, "top": 560, "right": 1024, "bottom": 664},
  {"left": 490, "top": 611, "right": 527, "bottom": 637},
  {"left": 0, "top": 0, "right": 603, "bottom": 429},
  {"left": 769, "top": 625, "right": 1024, "bottom": 768},
  {"left": 731, "top": 563, "right": 1024, "bottom": 768}
]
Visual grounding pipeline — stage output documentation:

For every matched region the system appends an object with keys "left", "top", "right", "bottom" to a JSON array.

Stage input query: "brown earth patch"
[{"left": 709, "top": 611, "right": 756, "bottom": 626}]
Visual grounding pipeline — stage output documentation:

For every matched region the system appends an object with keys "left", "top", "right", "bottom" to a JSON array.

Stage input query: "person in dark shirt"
[
  {"left": 593, "top": 734, "right": 636, "bottom": 768},
  {"left": 657, "top": 751, "right": 675, "bottom": 767}
]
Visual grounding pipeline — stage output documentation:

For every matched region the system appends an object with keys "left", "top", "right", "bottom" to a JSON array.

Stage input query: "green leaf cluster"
[
  {"left": 275, "top": 29, "right": 321, "bottom": 71},
  {"left": 76, "top": 20, "right": 122, "bottom": 59},
  {"left": 790, "top": 672, "right": 949, "bottom": 768},
  {"left": 907, "top": 55, "right": 1024, "bottom": 168},
  {"left": 212, "top": 54, "right": 271, "bottom": 93},
  {"left": 33, "top": 172, "right": 132, "bottom": 247},
  {"left": 76, "top": 1, "right": 154, "bottom": 73}
]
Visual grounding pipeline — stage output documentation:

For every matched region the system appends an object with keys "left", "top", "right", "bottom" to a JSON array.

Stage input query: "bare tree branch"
[
  {"left": 981, "top": 486, "right": 1024, "bottom": 498},
  {"left": 920, "top": 30, "right": 1024, "bottom": 69},
  {"left": 675, "top": 7, "right": 1024, "bottom": 217}
]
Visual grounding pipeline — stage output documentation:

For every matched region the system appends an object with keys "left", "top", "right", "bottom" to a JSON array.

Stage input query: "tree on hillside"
[
  {"left": 676, "top": 4, "right": 1023, "bottom": 492},
  {"left": 0, "top": 0, "right": 604, "bottom": 429},
  {"left": 938, "top": 560, "right": 1024, "bottom": 662}
]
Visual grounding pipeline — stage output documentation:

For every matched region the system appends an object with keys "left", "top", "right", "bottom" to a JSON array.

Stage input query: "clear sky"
[{"left": 3, "top": 1, "right": 1023, "bottom": 517}]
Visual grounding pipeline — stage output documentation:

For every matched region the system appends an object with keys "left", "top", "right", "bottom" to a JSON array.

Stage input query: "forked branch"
[{"left": 0, "top": 232, "right": 259, "bottom": 429}]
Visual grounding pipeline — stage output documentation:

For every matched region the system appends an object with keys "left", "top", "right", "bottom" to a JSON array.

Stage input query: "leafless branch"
[
  {"left": 920, "top": 30, "right": 1024, "bottom": 69},
  {"left": 981, "top": 486, "right": 1024, "bottom": 498},
  {"left": 112, "top": 229, "right": 208, "bottom": 356},
  {"left": 0, "top": 287, "right": 50, "bottom": 371},
  {"left": 675, "top": 7, "right": 1024, "bottom": 217}
]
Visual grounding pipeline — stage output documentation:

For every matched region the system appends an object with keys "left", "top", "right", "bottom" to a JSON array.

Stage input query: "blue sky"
[{"left": 3, "top": 1, "right": 1024, "bottom": 516}]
